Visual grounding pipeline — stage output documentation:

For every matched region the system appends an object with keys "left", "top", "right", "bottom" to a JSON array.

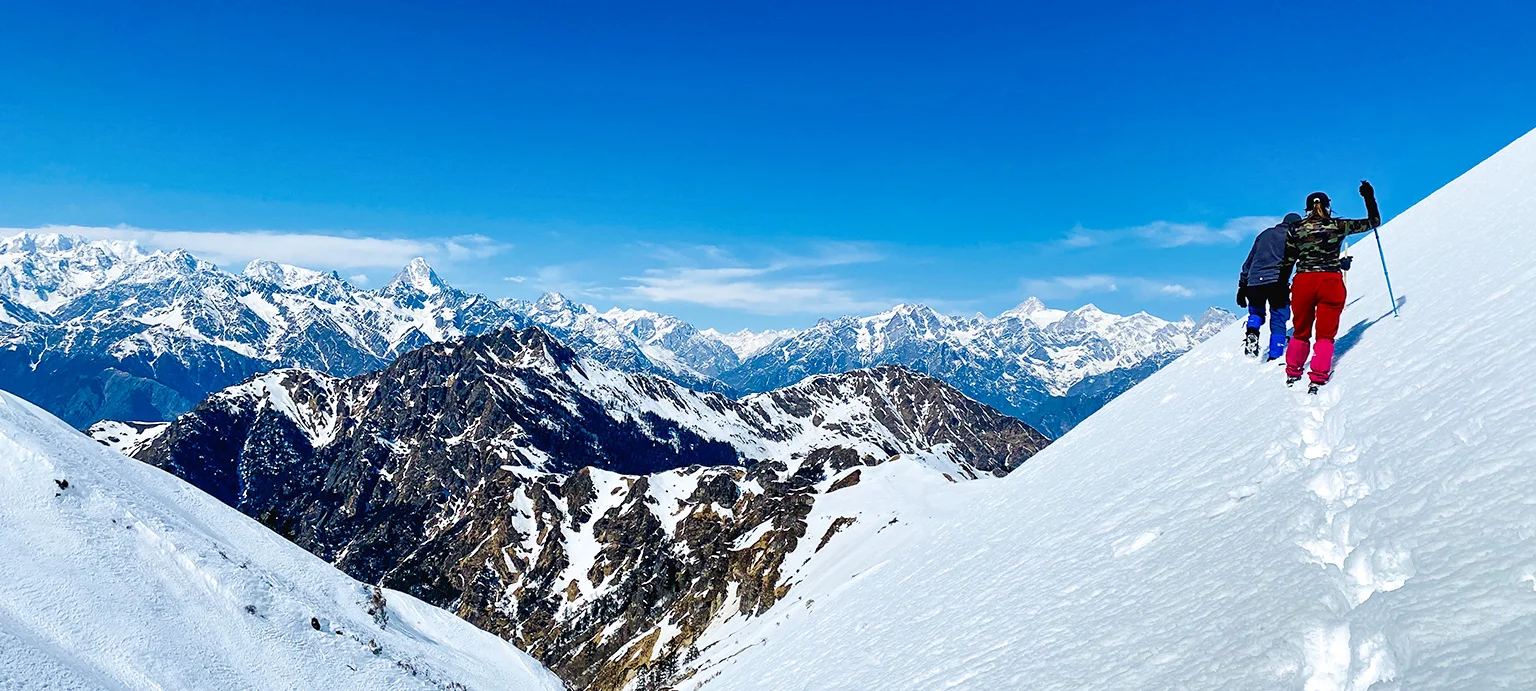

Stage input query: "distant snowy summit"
[
  {"left": 0, "top": 230, "right": 1230, "bottom": 432},
  {"left": 724, "top": 300, "right": 1231, "bottom": 435}
]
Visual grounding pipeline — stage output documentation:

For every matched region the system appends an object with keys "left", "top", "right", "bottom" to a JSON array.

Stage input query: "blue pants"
[{"left": 1242, "top": 284, "right": 1291, "bottom": 359}]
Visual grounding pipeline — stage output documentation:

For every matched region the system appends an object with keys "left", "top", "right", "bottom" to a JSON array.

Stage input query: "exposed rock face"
[{"left": 107, "top": 326, "right": 1048, "bottom": 690}]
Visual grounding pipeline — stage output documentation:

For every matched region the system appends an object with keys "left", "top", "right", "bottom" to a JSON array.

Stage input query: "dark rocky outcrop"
[{"left": 111, "top": 326, "right": 1049, "bottom": 690}]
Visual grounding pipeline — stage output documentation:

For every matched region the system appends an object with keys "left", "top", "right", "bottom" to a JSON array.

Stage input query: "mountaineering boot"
[
  {"left": 1286, "top": 374, "right": 1302, "bottom": 387},
  {"left": 1307, "top": 382, "right": 1322, "bottom": 395},
  {"left": 1243, "top": 330, "right": 1261, "bottom": 358}
]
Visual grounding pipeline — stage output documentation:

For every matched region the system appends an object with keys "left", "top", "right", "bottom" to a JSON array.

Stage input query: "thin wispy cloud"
[
  {"left": 5, "top": 224, "right": 510, "bottom": 271},
  {"left": 523, "top": 263, "right": 616, "bottom": 300},
  {"left": 1062, "top": 215, "right": 1281, "bottom": 248},
  {"left": 622, "top": 243, "right": 891, "bottom": 315},
  {"left": 1021, "top": 274, "right": 1219, "bottom": 301},
  {"left": 1159, "top": 283, "right": 1195, "bottom": 298}
]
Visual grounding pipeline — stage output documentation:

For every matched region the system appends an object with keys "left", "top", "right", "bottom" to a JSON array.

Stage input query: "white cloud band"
[{"left": 5, "top": 224, "right": 509, "bottom": 271}]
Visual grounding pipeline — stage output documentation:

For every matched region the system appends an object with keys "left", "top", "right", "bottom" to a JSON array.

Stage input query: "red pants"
[{"left": 1285, "top": 272, "right": 1346, "bottom": 383}]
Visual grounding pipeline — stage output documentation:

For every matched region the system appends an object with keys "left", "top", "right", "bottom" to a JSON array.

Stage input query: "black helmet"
[
  {"left": 1283, "top": 212, "right": 1303, "bottom": 224},
  {"left": 1306, "top": 191, "right": 1331, "bottom": 211}
]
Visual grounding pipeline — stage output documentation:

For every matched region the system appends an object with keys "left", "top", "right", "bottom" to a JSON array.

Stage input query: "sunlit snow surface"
[
  {"left": 684, "top": 130, "right": 1536, "bottom": 690},
  {"left": 0, "top": 392, "right": 564, "bottom": 691}
]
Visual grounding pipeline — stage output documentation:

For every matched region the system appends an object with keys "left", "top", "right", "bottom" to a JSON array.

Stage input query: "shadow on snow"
[{"left": 1335, "top": 295, "right": 1408, "bottom": 364}]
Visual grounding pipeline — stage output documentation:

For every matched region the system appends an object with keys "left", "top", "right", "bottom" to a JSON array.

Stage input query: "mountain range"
[
  {"left": 0, "top": 231, "right": 1230, "bottom": 435},
  {"left": 93, "top": 325, "right": 1049, "bottom": 690}
]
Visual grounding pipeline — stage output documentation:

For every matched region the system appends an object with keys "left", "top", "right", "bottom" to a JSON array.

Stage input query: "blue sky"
[{"left": 1, "top": 1, "right": 1532, "bottom": 330}]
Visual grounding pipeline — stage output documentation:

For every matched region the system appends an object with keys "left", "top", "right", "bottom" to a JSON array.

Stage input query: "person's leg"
[
  {"left": 1308, "top": 274, "right": 1348, "bottom": 384},
  {"left": 1245, "top": 299, "right": 1265, "bottom": 332},
  {"left": 1241, "top": 286, "right": 1266, "bottom": 356},
  {"left": 1267, "top": 287, "right": 1291, "bottom": 361},
  {"left": 1246, "top": 303, "right": 1265, "bottom": 334},
  {"left": 1286, "top": 275, "right": 1319, "bottom": 378}
]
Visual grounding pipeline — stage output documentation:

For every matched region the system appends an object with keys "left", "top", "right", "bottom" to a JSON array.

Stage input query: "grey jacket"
[{"left": 1239, "top": 214, "right": 1301, "bottom": 287}]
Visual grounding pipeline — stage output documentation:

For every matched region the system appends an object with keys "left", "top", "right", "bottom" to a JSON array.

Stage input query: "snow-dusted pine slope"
[
  {"left": 680, "top": 130, "right": 1536, "bottom": 690},
  {"left": 0, "top": 391, "right": 564, "bottom": 691}
]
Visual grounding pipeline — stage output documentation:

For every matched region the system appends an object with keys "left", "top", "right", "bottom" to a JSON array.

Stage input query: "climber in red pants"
[{"left": 1279, "top": 181, "right": 1382, "bottom": 392}]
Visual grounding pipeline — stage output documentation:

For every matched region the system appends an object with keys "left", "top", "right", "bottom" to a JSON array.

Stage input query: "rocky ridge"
[{"left": 97, "top": 326, "right": 1049, "bottom": 690}]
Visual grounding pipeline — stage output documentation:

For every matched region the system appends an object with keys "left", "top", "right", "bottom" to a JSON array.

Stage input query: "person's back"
[
  {"left": 1237, "top": 213, "right": 1302, "bottom": 359},
  {"left": 1286, "top": 214, "right": 1378, "bottom": 274},
  {"left": 1281, "top": 182, "right": 1383, "bottom": 391}
]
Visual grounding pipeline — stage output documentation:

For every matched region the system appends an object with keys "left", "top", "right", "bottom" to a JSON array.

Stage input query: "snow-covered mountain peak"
[
  {"left": 600, "top": 306, "right": 678, "bottom": 336},
  {"left": 1050, "top": 302, "right": 1114, "bottom": 331},
  {"left": 129, "top": 247, "right": 218, "bottom": 281},
  {"left": 243, "top": 258, "right": 288, "bottom": 285},
  {"left": 881, "top": 302, "right": 939, "bottom": 318},
  {"left": 243, "top": 258, "right": 337, "bottom": 290},
  {"left": 1, "top": 231, "right": 74, "bottom": 254},
  {"left": 1003, "top": 296, "right": 1047, "bottom": 316},
  {"left": 0, "top": 231, "right": 149, "bottom": 312},
  {"left": 1193, "top": 306, "right": 1235, "bottom": 338},
  {"left": 384, "top": 257, "right": 445, "bottom": 296},
  {"left": 703, "top": 327, "right": 801, "bottom": 359},
  {"left": 533, "top": 291, "right": 590, "bottom": 314},
  {"left": 860, "top": 302, "right": 949, "bottom": 333},
  {"left": 999, "top": 296, "right": 1068, "bottom": 326}
]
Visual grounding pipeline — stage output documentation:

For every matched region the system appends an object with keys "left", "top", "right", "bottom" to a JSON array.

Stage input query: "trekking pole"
[{"left": 1373, "top": 229, "right": 1399, "bottom": 318}]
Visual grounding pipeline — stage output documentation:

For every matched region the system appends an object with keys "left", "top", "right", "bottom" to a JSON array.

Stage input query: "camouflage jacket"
[{"left": 1281, "top": 212, "right": 1380, "bottom": 275}]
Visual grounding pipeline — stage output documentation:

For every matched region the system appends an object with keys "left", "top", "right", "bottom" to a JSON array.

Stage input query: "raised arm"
[{"left": 1339, "top": 180, "right": 1382, "bottom": 235}]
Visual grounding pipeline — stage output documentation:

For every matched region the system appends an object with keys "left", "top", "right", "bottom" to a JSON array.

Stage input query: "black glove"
[
  {"left": 1359, "top": 180, "right": 1375, "bottom": 199},
  {"left": 1236, "top": 288, "right": 1247, "bottom": 308},
  {"left": 1340, "top": 256, "right": 1354, "bottom": 271}
]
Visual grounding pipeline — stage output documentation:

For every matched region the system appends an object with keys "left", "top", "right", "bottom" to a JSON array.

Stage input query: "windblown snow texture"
[
  {"left": 680, "top": 129, "right": 1536, "bottom": 690},
  {"left": 0, "top": 390, "right": 565, "bottom": 691}
]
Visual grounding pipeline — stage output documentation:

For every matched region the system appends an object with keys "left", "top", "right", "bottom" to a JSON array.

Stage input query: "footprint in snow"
[
  {"left": 1343, "top": 544, "right": 1415, "bottom": 607},
  {"left": 1111, "top": 529, "right": 1162, "bottom": 558},
  {"left": 1207, "top": 484, "right": 1259, "bottom": 518}
]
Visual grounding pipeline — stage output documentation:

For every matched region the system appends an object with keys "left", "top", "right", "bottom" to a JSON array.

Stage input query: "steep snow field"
[
  {"left": 683, "top": 130, "right": 1536, "bottom": 690},
  {"left": 0, "top": 392, "right": 564, "bottom": 691}
]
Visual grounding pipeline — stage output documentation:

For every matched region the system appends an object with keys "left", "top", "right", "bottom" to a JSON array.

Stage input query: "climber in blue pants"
[{"left": 1236, "top": 212, "right": 1302, "bottom": 360}]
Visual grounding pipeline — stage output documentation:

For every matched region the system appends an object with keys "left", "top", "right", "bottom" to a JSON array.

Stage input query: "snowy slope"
[
  {"left": 0, "top": 390, "right": 565, "bottom": 691},
  {"left": 681, "top": 130, "right": 1536, "bottom": 690}
]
